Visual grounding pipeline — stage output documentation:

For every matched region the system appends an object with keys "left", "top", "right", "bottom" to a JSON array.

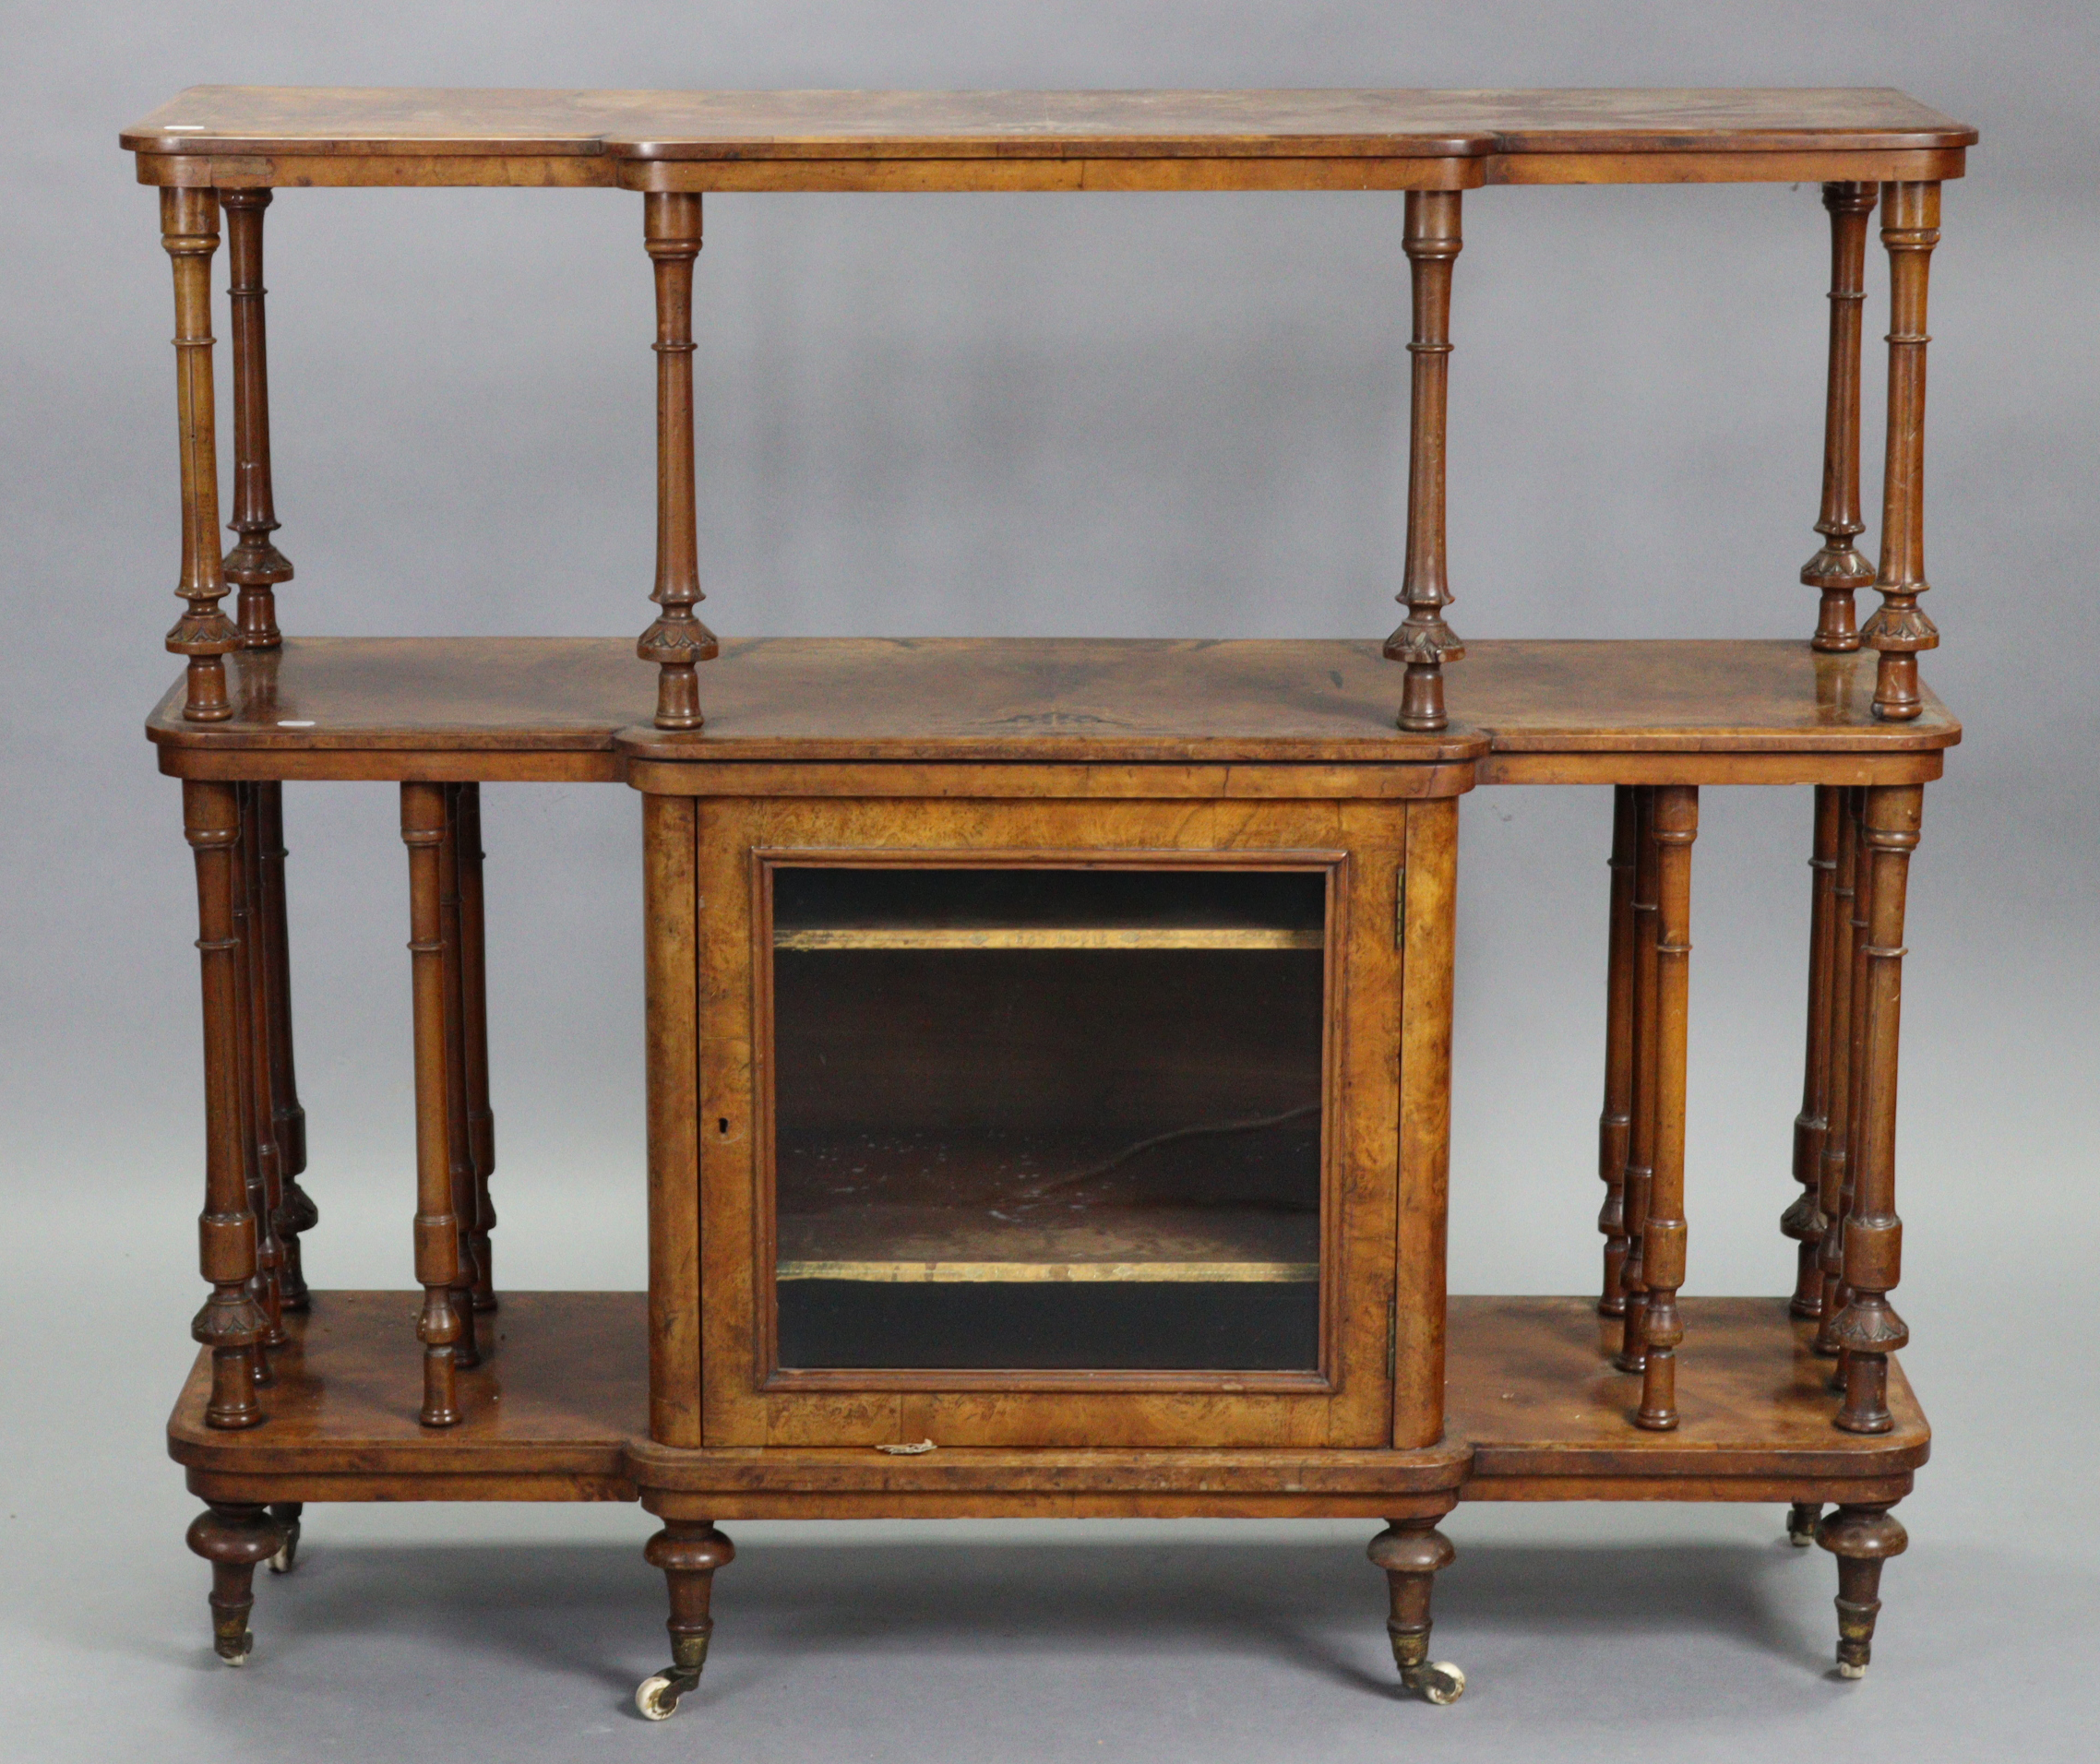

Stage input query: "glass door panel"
[{"left": 769, "top": 865, "right": 1328, "bottom": 1372}]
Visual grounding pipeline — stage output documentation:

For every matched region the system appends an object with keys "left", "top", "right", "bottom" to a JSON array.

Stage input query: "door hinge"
[{"left": 1386, "top": 1296, "right": 1398, "bottom": 1379}]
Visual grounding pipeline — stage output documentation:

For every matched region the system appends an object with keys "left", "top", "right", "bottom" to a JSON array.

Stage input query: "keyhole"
[{"left": 718, "top": 1118, "right": 730, "bottom": 1136}]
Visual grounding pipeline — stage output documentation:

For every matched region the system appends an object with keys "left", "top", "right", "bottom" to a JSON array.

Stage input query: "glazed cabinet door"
[{"left": 648, "top": 793, "right": 1453, "bottom": 1451}]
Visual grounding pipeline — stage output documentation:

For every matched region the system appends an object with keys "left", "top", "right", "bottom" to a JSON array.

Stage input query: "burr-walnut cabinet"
[{"left": 129, "top": 86, "right": 1970, "bottom": 1719}]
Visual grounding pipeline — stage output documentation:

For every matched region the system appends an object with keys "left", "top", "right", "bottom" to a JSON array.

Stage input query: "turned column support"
[
  {"left": 1615, "top": 787, "right": 1660, "bottom": 1371},
  {"left": 1636, "top": 785, "right": 1696, "bottom": 1430},
  {"left": 1385, "top": 189, "right": 1465, "bottom": 733},
  {"left": 255, "top": 782, "right": 315, "bottom": 1310},
  {"left": 1596, "top": 785, "right": 1637, "bottom": 1316},
  {"left": 636, "top": 1521, "right": 736, "bottom": 1721},
  {"left": 1814, "top": 790, "right": 1863, "bottom": 1354},
  {"left": 456, "top": 782, "right": 497, "bottom": 1311},
  {"left": 1864, "top": 183, "right": 1942, "bottom": 721},
  {"left": 1803, "top": 183, "right": 1878, "bottom": 650},
  {"left": 1817, "top": 1503, "right": 1908, "bottom": 1677},
  {"left": 234, "top": 783, "right": 288, "bottom": 1372},
  {"left": 186, "top": 1502, "right": 289, "bottom": 1665},
  {"left": 636, "top": 192, "right": 718, "bottom": 731},
  {"left": 1832, "top": 785, "right": 1921, "bottom": 1433},
  {"left": 1784, "top": 786, "right": 1842, "bottom": 1316},
  {"left": 185, "top": 781, "right": 266, "bottom": 1427},
  {"left": 437, "top": 786, "right": 482, "bottom": 1366},
  {"left": 401, "top": 782, "right": 465, "bottom": 1426},
  {"left": 1367, "top": 1519, "right": 1465, "bottom": 1703},
  {"left": 161, "top": 186, "right": 239, "bottom": 721},
  {"left": 220, "top": 188, "right": 292, "bottom": 646}
]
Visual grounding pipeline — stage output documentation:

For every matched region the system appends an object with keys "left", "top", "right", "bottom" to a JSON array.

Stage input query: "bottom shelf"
[{"left": 168, "top": 1293, "right": 1927, "bottom": 1510}]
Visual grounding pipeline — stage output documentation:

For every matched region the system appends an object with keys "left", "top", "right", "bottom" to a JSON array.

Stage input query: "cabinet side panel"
[
  {"left": 1394, "top": 796, "right": 1458, "bottom": 1447},
  {"left": 644, "top": 793, "right": 702, "bottom": 1445}
]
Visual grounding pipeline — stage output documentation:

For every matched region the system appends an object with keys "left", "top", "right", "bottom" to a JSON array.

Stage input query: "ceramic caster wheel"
[
  {"left": 635, "top": 1674, "right": 685, "bottom": 1721},
  {"left": 220, "top": 1642, "right": 251, "bottom": 1669},
  {"left": 269, "top": 1529, "right": 301, "bottom": 1575},
  {"left": 1837, "top": 1661, "right": 1867, "bottom": 1681},
  {"left": 1404, "top": 1662, "right": 1465, "bottom": 1704}
]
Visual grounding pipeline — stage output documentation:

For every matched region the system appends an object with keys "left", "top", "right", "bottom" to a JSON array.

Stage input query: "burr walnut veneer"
[{"left": 132, "top": 86, "right": 1967, "bottom": 1717}]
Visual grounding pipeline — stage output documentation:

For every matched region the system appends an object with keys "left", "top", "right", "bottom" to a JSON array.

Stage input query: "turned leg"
[
  {"left": 1367, "top": 1520, "right": 1464, "bottom": 1704},
  {"left": 456, "top": 783, "right": 497, "bottom": 1311},
  {"left": 1832, "top": 786, "right": 1922, "bottom": 1433},
  {"left": 256, "top": 783, "right": 316, "bottom": 1309},
  {"left": 1615, "top": 788, "right": 1660, "bottom": 1371},
  {"left": 402, "top": 783, "right": 465, "bottom": 1426},
  {"left": 1386, "top": 189, "right": 1465, "bottom": 732},
  {"left": 1815, "top": 792, "right": 1864, "bottom": 1357},
  {"left": 636, "top": 192, "right": 718, "bottom": 730},
  {"left": 267, "top": 1500, "right": 304, "bottom": 1574},
  {"left": 1787, "top": 1500, "right": 1823, "bottom": 1548},
  {"left": 1596, "top": 785, "right": 1637, "bottom": 1315},
  {"left": 1802, "top": 183, "right": 1878, "bottom": 650},
  {"left": 1785, "top": 787, "right": 1843, "bottom": 1316},
  {"left": 1817, "top": 1503, "right": 1907, "bottom": 1676},
  {"left": 437, "top": 786, "right": 481, "bottom": 1367},
  {"left": 1863, "top": 183, "right": 1942, "bottom": 721},
  {"left": 185, "top": 781, "right": 266, "bottom": 1428},
  {"left": 161, "top": 186, "right": 240, "bottom": 721},
  {"left": 186, "top": 1503, "right": 288, "bottom": 1665},
  {"left": 636, "top": 1521, "right": 735, "bottom": 1721},
  {"left": 1637, "top": 785, "right": 1697, "bottom": 1430}
]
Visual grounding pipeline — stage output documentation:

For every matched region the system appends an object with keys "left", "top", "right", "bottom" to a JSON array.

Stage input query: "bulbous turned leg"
[
  {"left": 186, "top": 1502, "right": 289, "bottom": 1666},
  {"left": 1816, "top": 1503, "right": 1906, "bottom": 1678},
  {"left": 1786, "top": 1501, "right": 1822, "bottom": 1548},
  {"left": 267, "top": 1501, "right": 304, "bottom": 1573},
  {"left": 635, "top": 1521, "right": 734, "bottom": 1721},
  {"left": 1368, "top": 1519, "right": 1464, "bottom": 1705}
]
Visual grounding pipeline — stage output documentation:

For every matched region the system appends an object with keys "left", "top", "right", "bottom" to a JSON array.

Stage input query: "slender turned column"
[
  {"left": 1817, "top": 1503, "right": 1908, "bottom": 1677},
  {"left": 1863, "top": 183, "right": 1942, "bottom": 721},
  {"left": 162, "top": 187, "right": 239, "bottom": 722},
  {"left": 456, "top": 782, "right": 497, "bottom": 1312},
  {"left": 1815, "top": 792, "right": 1863, "bottom": 1355},
  {"left": 637, "top": 193, "right": 717, "bottom": 730},
  {"left": 1367, "top": 1520, "right": 1466, "bottom": 1703},
  {"left": 1833, "top": 785, "right": 1922, "bottom": 1432},
  {"left": 186, "top": 1502, "right": 288, "bottom": 1665},
  {"left": 256, "top": 783, "right": 315, "bottom": 1310},
  {"left": 1832, "top": 793, "right": 1879, "bottom": 1390},
  {"left": 1615, "top": 788, "right": 1661, "bottom": 1371},
  {"left": 184, "top": 781, "right": 265, "bottom": 1428},
  {"left": 436, "top": 787, "right": 481, "bottom": 1369},
  {"left": 1386, "top": 190, "right": 1465, "bottom": 733},
  {"left": 1784, "top": 786, "right": 1843, "bottom": 1316},
  {"left": 1637, "top": 785, "right": 1697, "bottom": 1430},
  {"left": 1596, "top": 786, "right": 1638, "bottom": 1315},
  {"left": 1802, "top": 184, "right": 1879, "bottom": 650},
  {"left": 401, "top": 783, "right": 464, "bottom": 1426},
  {"left": 636, "top": 1522, "right": 736, "bottom": 1721},
  {"left": 234, "top": 784, "right": 288, "bottom": 1369},
  {"left": 219, "top": 189, "right": 292, "bottom": 646}
]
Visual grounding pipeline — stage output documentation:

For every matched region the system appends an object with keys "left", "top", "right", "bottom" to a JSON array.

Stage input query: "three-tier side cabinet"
[{"left": 131, "top": 88, "right": 1970, "bottom": 1716}]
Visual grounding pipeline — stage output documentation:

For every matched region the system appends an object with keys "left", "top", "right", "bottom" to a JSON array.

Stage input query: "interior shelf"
[{"left": 774, "top": 1124, "right": 1322, "bottom": 1285}]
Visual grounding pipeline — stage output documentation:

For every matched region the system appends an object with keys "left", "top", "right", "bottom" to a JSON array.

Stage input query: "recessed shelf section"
[{"left": 769, "top": 862, "right": 1329, "bottom": 1371}]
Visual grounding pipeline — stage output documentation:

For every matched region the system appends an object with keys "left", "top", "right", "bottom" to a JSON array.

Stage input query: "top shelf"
[{"left": 121, "top": 87, "right": 1974, "bottom": 191}]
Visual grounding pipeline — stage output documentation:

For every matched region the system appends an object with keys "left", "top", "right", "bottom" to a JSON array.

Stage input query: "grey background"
[{"left": 3, "top": 3, "right": 2095, "bottom": 1759}]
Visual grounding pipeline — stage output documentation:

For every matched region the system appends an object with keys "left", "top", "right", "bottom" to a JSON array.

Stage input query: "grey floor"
[{"left": 6, "top": 1230, "right": 2097, "bottom": 1763}]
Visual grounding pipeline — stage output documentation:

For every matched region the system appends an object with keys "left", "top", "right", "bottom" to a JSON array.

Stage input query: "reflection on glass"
[{"left": 770, "top": 867, "right": 1326, "bottom": 1371}]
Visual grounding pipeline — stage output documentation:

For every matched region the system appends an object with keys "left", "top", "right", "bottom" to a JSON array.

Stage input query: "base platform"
[{"left": 171, "top": 1292, "right": 1927, "bottom": 1512}]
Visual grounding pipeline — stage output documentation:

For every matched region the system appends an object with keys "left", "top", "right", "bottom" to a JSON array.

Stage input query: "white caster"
[
  {"left": 1837, "top": 1660, "right": 1867, "bottom": 1681},
  {"left": 635, "top": 1672, "right": 693, "bottom": 1720},
  {"left": 1403, "top": 1661, "right": 1466, "bottom": 1704}
]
